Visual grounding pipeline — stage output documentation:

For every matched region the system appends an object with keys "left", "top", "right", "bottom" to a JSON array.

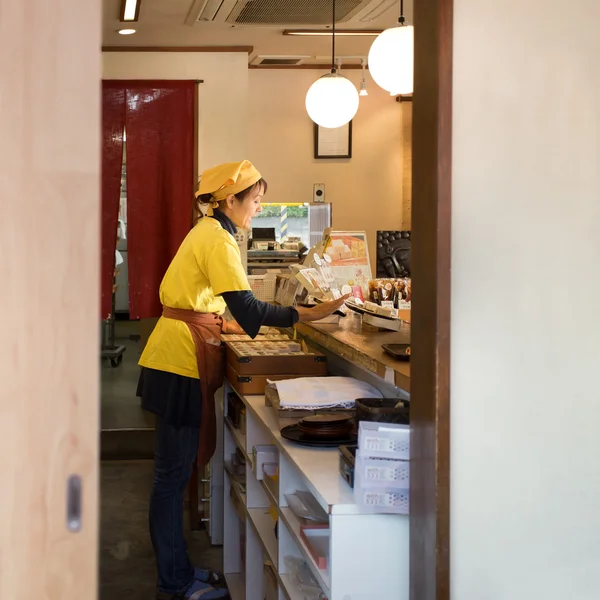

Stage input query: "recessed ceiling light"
[
  {"left": 120, "top": 0, "right": 140, "bottom": 21},
  {"left": 283, "top": 29, "right": 382, "bottom": 37},
  {"left": 118, "top": 28, "right": 137, "bottom": 35}
]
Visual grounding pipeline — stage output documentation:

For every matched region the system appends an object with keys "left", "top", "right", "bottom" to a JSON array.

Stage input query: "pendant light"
[
  {"left": 367, "top": 0, "right": 414, "bottom": 95},
  {"left": 359, "top": 59, "right": 368, "bottom": 96},
  {"left": 305, "top": 0, "right": 359, "bottom": 129}
]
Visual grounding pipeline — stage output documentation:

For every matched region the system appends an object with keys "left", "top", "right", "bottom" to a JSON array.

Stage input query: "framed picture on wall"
[{"left": 314, "top": 121, "right": 353, "bottom": 159}]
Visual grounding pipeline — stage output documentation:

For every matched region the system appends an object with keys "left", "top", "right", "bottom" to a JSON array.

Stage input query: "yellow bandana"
[{"left": 196, "top": 160, "right": 262, "bottom": 201}]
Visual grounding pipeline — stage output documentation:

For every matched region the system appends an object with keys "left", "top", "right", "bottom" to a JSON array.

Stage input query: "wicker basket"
[{"left": 355, "top": 398, "right": 410, "bottom": 425}]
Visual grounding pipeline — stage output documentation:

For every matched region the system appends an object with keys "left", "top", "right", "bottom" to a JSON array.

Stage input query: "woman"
[{"left": 138, "top": 160, "right": 347, "bottom": 600}]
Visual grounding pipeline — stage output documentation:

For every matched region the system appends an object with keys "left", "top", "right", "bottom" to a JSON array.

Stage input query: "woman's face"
[{"left": 225, "top": 183, "right": 264, "bottom": 230}]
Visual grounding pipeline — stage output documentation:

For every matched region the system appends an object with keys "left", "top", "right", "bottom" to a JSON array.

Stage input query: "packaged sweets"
[{"left": 368, "top": 278, "right": 411, "bottom": 307}]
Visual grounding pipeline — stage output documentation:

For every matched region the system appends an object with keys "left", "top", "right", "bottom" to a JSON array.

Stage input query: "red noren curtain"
[
  {"left": 124, "top": 81, "right": 195, "bottom": 319},
  {"left": 101, "top": 83, "right": 126, "bottom": 319}
]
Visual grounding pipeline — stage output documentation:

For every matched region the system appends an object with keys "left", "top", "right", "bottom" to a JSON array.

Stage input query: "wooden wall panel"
[
  {"left": 409, "top": 0, "right": 453, "bottom": 598},
  {"left": 402, "top": 102, "right": 413, "bottom": 229},
  {"left": 0, "top": 0, "right": 100, "bottom": 598}
]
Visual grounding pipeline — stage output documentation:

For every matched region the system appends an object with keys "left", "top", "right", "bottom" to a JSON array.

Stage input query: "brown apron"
[{"left": 162, "top": 306, "right": 226, "bottom": 466}]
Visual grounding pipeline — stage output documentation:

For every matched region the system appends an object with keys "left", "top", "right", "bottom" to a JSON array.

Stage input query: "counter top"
[{"left": 295, "top": 311, "right": 411, "bottom": 392}]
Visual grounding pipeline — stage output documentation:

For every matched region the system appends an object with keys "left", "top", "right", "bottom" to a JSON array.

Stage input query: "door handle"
[{"left": 66, "top": 475, "right": 82, "bottom": 532}]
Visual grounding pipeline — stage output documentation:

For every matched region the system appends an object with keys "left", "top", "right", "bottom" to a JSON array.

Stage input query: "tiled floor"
[
  {"left": 100, "top": 321, "right": 222, "bottom": 600},
  {"left": 100, "top": 460, "right": 222, "bottom": 600},
  {"left": 101, "top": 320, "right": 153, "bottom": 431}
]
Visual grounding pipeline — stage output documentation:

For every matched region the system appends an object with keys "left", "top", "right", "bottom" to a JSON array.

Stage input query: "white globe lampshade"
[
  {"left": 368, "top": 25, "right": 414, "bottom": 95},
  {"left": 305, "top": 73, "right": 359, "bottom": 129}
]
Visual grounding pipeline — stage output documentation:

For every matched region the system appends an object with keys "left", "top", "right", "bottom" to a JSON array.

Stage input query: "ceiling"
[{"left": 103, "top": 0, "right": 414, "bottom": 65}]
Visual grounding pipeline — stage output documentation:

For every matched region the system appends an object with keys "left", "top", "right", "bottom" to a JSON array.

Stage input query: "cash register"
[{"left": 247, "top": 227, "right": 301, "bottom": 273}]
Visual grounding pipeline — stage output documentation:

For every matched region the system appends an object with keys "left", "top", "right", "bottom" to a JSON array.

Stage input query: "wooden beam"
[
  {"left": 410, "top": 0, "right": 453, "bottom": 598},
  {"left": 102, "top": 45, "right": 254, "bottom": 54},
  {"left": 249, "top": 64, "right": 364, "bottom": 70}
]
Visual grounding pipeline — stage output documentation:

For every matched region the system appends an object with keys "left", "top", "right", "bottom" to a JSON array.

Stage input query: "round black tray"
[{"left": 280, "top": 425, "right": 357, "bottom": 448}]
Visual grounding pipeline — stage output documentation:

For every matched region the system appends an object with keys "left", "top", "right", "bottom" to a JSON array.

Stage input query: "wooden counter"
[{"left": 295, "top": 311, "right": 411, "bottom": 392}]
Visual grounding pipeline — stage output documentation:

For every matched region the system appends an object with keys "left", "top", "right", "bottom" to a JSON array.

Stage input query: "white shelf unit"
[{"left": 216, "top": 380, "right": 409, "bottom": 600}]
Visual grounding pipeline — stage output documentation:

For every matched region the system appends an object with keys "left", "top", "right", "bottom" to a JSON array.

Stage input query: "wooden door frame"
[{"left": 410, "top": 0, "right": 453, "bottom": 599}]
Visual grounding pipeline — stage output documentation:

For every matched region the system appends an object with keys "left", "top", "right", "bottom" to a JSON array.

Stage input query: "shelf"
[
  {"left": 279, "top": 507, "right": 330, "bottom": 595},
  {"left": 224, "top": 573, "right": 245, "bottom": 600},
  {"left": 247, "top": 507, "right": 279, "bottom": 569},
  {"left": 261, "top": 478, "right": 278, "bottom": 508},
  {"left": 278, "top": 573, "right": 307, "bottom": 600},
  {"left": 224, "top": 417, "right": 251, "bottom": 465},
  {"left": 224, "top": 463, "right": 247, "bottom": 505},
  {"left": 235, "top": 390, "right": 359, "bottom": 515}
]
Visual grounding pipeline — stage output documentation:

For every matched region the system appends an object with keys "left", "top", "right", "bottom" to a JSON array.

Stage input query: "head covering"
[{"left": 196, "top": 160, "right": 262, "bottom": 201}]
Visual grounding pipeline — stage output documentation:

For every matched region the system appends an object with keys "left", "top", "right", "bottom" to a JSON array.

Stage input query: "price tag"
[
  {"left": 363, "top": 492, "right": 395, "bottom": 507},
  {"left": 364, "top": 436, "right": 395, "bottom": 452},
  {"left": 365, "top": 466, "right": 396, "bottom": 482}
]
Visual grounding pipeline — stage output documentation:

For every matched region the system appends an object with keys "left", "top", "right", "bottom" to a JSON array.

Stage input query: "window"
[{"left": 253, "top": 203, "right": 331, "bottom": 248}]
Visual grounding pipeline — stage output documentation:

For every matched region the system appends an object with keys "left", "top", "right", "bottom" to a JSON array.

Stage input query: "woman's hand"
[{"left": 296, "top": 294, "right": 351, "bottom": 323}]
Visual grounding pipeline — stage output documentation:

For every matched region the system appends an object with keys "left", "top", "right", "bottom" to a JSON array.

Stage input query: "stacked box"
[
  {"left": 353, "top": 421, "right": 410, "bottom": 515},
  {"left": 225, "top": 340, "right": 328, "bottom": 395}
]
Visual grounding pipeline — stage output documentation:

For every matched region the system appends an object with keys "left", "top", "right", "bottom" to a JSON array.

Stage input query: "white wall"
[
  {"left": 248, "top": 69, "right": 405, "bottom": 268},
  {"left": 101, "top": 55, "right": 406, "bottom": 270},
  {"left": 102, "top": 52, "right": 249, "bottom": 173},
  {"left": 451, "top": 1, "right": 600, "bottom": 598}
]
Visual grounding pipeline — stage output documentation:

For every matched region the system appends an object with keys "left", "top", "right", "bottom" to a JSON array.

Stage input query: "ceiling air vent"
[
  {"left": 199, "top": 0, "right": 396, "bottom": 25},
  {"left": 250, "top": 55, "right": 311, "bottom": 66}
]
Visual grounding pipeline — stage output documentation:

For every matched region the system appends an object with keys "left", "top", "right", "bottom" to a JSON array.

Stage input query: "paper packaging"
[{"left": 252, "top": 445, "right": 278, "bottom": 481}]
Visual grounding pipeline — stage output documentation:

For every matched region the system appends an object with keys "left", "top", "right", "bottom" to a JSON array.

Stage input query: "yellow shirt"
[{"left": 139, "top": 217, "right": 250, "bottom": 378}]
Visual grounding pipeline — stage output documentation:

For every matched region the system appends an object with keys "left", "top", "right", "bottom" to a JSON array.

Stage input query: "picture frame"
[{"left": 314, "top": 121, "right": 353, "bottom": 159}]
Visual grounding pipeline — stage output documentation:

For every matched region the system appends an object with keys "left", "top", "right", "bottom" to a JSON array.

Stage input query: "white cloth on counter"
[{"left": 273, "top": 377, "right": 382, "bottom": 410}]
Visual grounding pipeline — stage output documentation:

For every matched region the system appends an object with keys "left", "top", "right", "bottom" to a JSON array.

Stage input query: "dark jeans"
[{"left": 150, "top": 417, "right": 200, "bottom": 595}]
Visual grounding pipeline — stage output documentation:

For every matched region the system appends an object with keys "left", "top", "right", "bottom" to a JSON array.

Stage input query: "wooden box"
[
  {"left": 226, "top": 362, "right": 309, "bottom": 396},
  {"left": 225, "top": 340, "right": 327, "bottom": 377}
]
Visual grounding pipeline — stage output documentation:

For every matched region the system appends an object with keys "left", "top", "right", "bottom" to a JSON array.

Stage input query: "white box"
[
  {"left": 354, "top": 485, "right": 410, "bottom": 515},
  {"left": 358, "top": 422, "right": 410, "bottom": 460},
  {"left": 355, "top": 450, "right": 410, "bottom": 490},
  {"left": 252, "top": 445, "right": 278, "bottom": 480}
]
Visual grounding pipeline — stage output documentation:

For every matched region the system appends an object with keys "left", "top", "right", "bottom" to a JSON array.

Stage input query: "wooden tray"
[
  {"left": 225, "top": 340, "right": 327, "bottom": 376},
  {"left": 221, "top": 333, "right": 291, "bottom": 342}
]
